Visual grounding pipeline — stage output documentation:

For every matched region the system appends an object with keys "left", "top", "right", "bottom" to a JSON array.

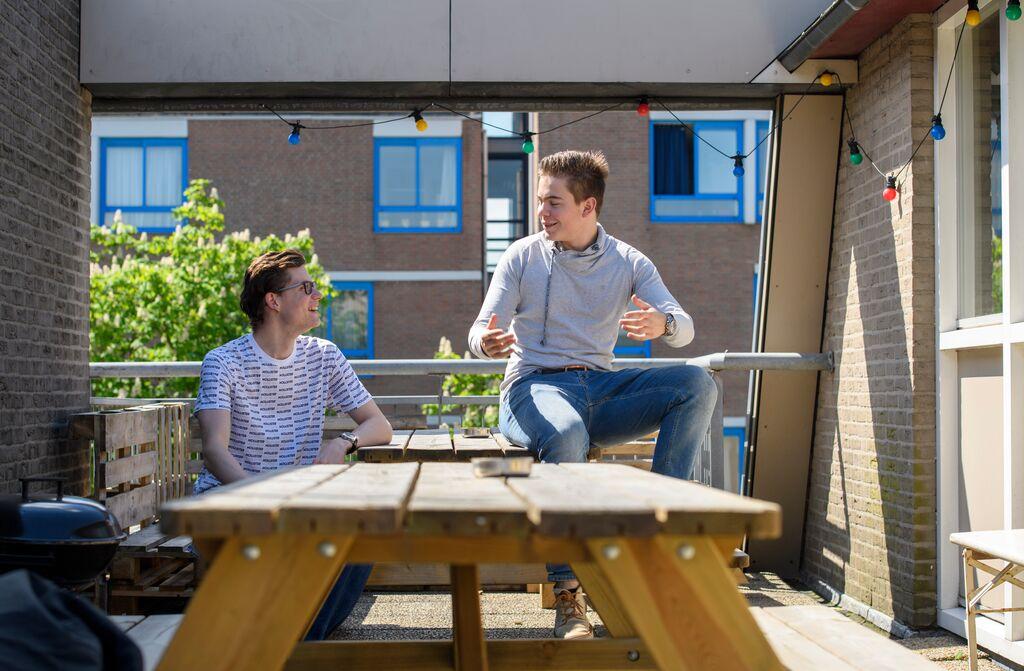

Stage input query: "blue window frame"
[
  {"left": 755, "top": 121, "right": 770, "bottom": 224},
  {"left": 374, "top": 137, "right": 462, "bottom": 233},
  {"left": 99, "top": 138, "right": 188, "bottom": 233},
  {"left": 317, "top": 282, "right": 374, "bottom": 359},
  {"left": 613, "top": 331, "right": 652, "bottom": 358},
  {"left": 649, "top": 120, "right": 743, "bottom": 223},
  {"left": 724, "top": 425, "right": 747, "bottom": 490}
]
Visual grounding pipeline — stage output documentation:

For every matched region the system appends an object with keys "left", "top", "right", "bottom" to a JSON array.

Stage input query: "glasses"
[{"left": 276, "top": 280, "right": 318, "bottom": 296}]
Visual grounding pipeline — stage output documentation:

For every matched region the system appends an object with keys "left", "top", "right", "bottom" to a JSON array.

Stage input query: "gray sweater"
[{"left": 469, "top": 224, "right": 695, "bottom": 392}]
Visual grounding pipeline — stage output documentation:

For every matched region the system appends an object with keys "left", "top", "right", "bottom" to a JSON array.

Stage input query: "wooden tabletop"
[
  {"left": 160, "top": 462, "right": 781, "bottom": 540},
  {"left": 951, "top": 529, "right": 1024, "bottom": 566}
]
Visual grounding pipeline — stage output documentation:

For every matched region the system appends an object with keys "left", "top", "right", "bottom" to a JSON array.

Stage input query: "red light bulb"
[
  {"left": 882, "top": 176, "right": 898, "bottom": 202},
  {"left": 637, "top": 98, "right": 650, "bottom": 116}
]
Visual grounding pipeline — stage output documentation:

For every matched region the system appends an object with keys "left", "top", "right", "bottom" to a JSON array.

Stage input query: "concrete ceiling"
[{"left": 82, "top": 0, "right": 838, "bottom": 108}]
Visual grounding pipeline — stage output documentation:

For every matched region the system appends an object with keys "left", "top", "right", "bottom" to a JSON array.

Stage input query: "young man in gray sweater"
[{"left": 468, "top": 150, "right": 717, "bottom": 639}]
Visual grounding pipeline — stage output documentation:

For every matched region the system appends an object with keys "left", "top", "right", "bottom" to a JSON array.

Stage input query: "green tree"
[
  {"left": 422, "top": 337, "right": 503, "bottom": 428},
  {"left": 90, "top": 179, "right": 332, "bottom": 398}
]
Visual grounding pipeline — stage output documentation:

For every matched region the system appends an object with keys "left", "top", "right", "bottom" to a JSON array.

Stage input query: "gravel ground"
[{"left": 327, "top": 571, "right": 1019, "bottom": 670}]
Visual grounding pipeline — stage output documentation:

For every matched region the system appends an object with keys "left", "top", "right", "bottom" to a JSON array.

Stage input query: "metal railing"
[{"left": 89, "top": 352, "right": 832, "bottom": 492}]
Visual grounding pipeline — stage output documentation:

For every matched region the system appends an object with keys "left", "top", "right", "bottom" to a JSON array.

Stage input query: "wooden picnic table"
[{"left": 155, "top": 462, "right": 783, "bottom": 671}]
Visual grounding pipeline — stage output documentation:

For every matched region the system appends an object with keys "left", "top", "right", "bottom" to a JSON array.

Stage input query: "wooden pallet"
[{"left": 70, "top": 404, "right": 193, "bottom": 613}]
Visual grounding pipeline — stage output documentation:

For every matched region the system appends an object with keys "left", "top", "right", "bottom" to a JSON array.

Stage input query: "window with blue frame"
[
  {"left": 315, "top": 282, "right": 374, "bottom": 359},
  {"left": 374, "top": 137, "right": 462, "bottom": 233},
  {"left": 649, "top": 120, "right": 743, "bottom": 223},
  {"left": 613, "top": 331, "right": 652, "bottom": 358},
  {"left": 99, "top": 138, "right": 187, "bottom": 233},
  {"left": 755, "top": 121, "right": 770, "bottom": 224}
]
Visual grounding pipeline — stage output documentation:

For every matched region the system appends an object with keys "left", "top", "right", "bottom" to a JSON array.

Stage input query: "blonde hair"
[{"left": 538, "top": 150, "right": 610, "bottom": 216}]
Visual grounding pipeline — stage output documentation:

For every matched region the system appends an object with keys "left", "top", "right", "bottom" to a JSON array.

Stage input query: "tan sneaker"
[{"left": 553, "top": 588, "right": 594, "bottom": 639}]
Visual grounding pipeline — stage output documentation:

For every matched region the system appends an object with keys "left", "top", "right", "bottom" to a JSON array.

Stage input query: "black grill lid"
[{"left": 0, "top": 478, "right": 125, "bottom": 544}]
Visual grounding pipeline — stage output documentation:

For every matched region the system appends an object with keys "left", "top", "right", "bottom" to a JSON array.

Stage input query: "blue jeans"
[
  {"left": 304, "top": 563, "right": 374, "bottom": 641},
  {"left": 498, "top": 365, "right": 717, "bottom": 583}
]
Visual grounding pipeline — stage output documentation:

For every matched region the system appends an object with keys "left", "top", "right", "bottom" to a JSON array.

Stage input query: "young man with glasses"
[
  {"left": 193, "top": 249, "right": 392, "bottom": 640},
  {"left": 469, "top": 150, "right": 717, "bottom": 639}
]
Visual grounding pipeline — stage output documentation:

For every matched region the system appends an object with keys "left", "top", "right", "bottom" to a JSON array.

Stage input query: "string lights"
[
  {"left": 732, "top": 155, "right": 745, "bottom": 177},
  {"left": 848, "top": 139, "right": 863, "bottom": 165},
  {"left": 262, "top": 4, "right": 1008, "bottom": 203},
  {"left": 413, "top": 110, "right": 429, "bottom": 132},
  {"left": 966, "top": 0, "right": 982, "bottom": 26}
]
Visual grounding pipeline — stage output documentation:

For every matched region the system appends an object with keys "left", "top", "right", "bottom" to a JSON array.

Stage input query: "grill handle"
[{"left": 19, "top": 477, "right": 66, "bottom": 502}]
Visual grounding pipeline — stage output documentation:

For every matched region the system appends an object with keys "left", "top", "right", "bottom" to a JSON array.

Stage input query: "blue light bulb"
[
  {"left": 930, "top": 114, "right": 946, "bottom": 141},
  {"left": 732, "top": 156, "right": 745, "bottom": 177},
  {"left": 288, "top": 124, "right": 302, "bottom": 145}
]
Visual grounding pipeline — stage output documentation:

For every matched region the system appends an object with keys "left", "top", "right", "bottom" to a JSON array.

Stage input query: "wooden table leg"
[
  {"left": 964, "top": 548, "right": 979, "bottom": 671},
  {"left": 451, "top": 564, "right": 488, "bottom": 671},
  {"left": 588, "top": 535, "right": 784, "bottom": 671},
  {"left": 157, "top": 534, "right": 354, "bottom": 671},
  {"left": 572, "top": 562, "right": 636, "bottom": 637}
]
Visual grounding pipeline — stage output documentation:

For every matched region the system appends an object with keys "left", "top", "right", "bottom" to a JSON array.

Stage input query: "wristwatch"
[
  {"left": 663, "top": 313, "right": 678, "bottom": 338},
  {"left": 340, "top": 431, "right": 359, "bottom": 454}
]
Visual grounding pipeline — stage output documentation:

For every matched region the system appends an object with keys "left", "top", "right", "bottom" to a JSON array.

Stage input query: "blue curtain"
[{"left": 653, "top": 124, "right": 694, "bottom": 195}]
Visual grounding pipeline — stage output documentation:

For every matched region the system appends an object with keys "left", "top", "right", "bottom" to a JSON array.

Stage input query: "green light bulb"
[
  {"left": 1009, "top": 0, "right": 1022, "bottom": 20},
  {"left": 522, "top": 137, "right": 535, "bottom": 154},
  {"left": 850, "top": 152, "right": 863, "bottom": 165}
]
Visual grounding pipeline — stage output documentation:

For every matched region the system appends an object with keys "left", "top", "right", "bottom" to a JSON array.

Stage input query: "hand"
[
  {"left": 479, "top": 313, "right": 517, "bottom": 358},
  {"left": 314, "top": 437, "right": 354, "bottom": 464},
  {"left": 619, "top": 294, "right": 668, "bottom": 341}
]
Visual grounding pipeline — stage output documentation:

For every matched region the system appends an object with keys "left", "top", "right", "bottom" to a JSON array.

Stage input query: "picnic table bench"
[
  {"left": 354, "top": 428, "right": 651, "bottom": 465},
  {"left": 155, "top": 461, "right": 782, "bottom": 671}
]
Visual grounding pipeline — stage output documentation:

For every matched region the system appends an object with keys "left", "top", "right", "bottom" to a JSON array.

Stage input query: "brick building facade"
[
  {"left": 91, "top": 111, "right": 762, "bottom": 417},
  {"left": 0, "top": 0, "right": 92, "bottom": 494}
]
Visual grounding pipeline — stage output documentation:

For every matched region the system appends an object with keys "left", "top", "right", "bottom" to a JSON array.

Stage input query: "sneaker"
[{"left": 553, "top": 588, "right": 594, "bottom": 639}]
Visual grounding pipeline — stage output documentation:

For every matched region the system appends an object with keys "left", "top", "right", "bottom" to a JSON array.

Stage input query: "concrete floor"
[{"left": 328, "top": 572, "right": 1018, "bottom": 670}]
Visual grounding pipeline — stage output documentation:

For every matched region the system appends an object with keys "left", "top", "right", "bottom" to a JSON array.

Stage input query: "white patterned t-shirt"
[{"left": 192, "top": 333, "right": 371, "bottom": 494}]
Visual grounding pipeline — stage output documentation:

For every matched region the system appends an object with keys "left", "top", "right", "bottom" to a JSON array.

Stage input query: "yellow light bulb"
[
  {"left": 966, "top": 8, "right": 981, "bottom": 25},
  {"left": 819, "top": 72, "right": 834, "bottom": 87},
  {"left": 415, "top": 117, "right": 428, "bottom": 132}
]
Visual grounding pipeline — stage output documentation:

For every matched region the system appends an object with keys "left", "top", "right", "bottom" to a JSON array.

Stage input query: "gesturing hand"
[
  {"left": 619, "top": 294, "right": 668, "bottom": 341},
  {"left": 479, "top": 313, "right": 517, "bottom": 358}
]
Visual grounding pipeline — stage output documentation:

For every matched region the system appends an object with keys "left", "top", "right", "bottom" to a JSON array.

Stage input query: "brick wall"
[
  {"left": 536, "top": 111, "right": 760, "bottom": 416},
  {"left": 803, "top": 14, "right": 937, "bottom": 628},
  {"left": 0, "top": 0, "right": 92, "bottom": 493}
]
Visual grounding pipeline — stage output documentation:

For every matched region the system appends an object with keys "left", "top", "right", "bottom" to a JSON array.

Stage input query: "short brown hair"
[
  {"left": 240, "top": 249, "right": 307, "bottom": 329},
  {"left": 538, "top": 150, "right": 610, "bottom": 216}
]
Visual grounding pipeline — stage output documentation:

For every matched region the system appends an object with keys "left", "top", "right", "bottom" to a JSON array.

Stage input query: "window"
[
  {"left": 315, "top": 282, "right": 374, "bottom": 358},
  {"left": 957, "top": 11, "right": 1002, "bottom": 318},
  {"left": 755, "top": 121, "right": 770, "bottom": 223},
  {"left": 99, "top": 138, "right": 187, "bottom": 233},
  {"left": 613, "top": 331, "right": 652, "bottom": 358},
  {"left": 486, "top": 154, "right": 528, "bottom": 277},
  {"left": 649, "top": 120, "right": 743, "bottom": 223},
  {"left": 374, "top": 137, "right": 462, "bottom": 233}
]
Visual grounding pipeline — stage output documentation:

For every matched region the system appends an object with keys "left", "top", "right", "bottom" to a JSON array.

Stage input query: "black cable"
[
  {"left": 260, "top": 104, "right": 418, "bottom": 130},
  {"left": 895, "top": 17, "right": 967, "bottom": 181}
]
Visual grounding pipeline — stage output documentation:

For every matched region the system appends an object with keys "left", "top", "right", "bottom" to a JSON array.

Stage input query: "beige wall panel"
[
  {"left": 747, "top": 94, "right": 842, "bottom": 574},
  {"left": 957, "top": 348, "right": 1005, "bottom": 615}
]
